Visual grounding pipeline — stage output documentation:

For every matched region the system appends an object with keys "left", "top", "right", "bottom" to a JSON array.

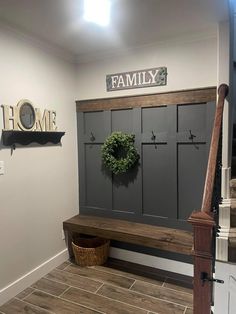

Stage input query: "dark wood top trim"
[
  {"left": 76, "top": 87, "right": 216, "bottom": 112},
  {"left": 63, "top": 214, "right": 193, "bottom": 255}
]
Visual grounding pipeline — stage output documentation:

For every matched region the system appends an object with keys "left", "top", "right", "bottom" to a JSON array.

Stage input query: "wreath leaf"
[{"left": 101, "top": 131, "right": 139, "bottom": 175}]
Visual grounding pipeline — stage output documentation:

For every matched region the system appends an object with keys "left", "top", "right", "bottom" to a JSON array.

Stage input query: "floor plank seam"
[
  {"left": 66, "top": 264, "right": 139, "bottom": 282},
  {"left": 59, "top": 283, "right": 161, "bottom": 314},
  {"left": 94, "top": 283, "right": 105, "bottom": 294},
  {"left": 93, "top": 265, "right": 166, "bottom": 287},
  {"left": 161, "top": 278, "right": 167, "bottom": 287},
  {"left": 6, "top": 278, "right": 192, "bottom": 313},
  {"left": 18, "top": 297, "right": 55, "bottom": 314},
  {"left": 41, "top": 276, "right": 72, "bottom": 290},
  {"left": 99, "top": 282, "right": 190, "bottom": 309},
  {"left": 43, "top": 274, "right": 104, "bottom": 291},
  {"left": 61, "top": 268, "right": 106, "bottom": 285},
  {"left": 159, "top": 283, "right": 193, "bottom": 296},
  {"left": 128, "top": 279, "right": 136, "bottom": 290},
  {"left": 30, "top": 281, "right": 165, "bottom": 314},
  {"left": 58, "top": 261, "right": 72, "bottom": 270},
  {"left": 59, "top": 283, "right": 147, "bottom": 311},
  {"left": 183, "top": 306, "right": 188, "bottom": 314},
  {"left": 20, "top": 288, "right": 36, "bottom": 301},
  {"left": 92, "top": 265, "right": 162, "bottom": 284},
  {"left": 59, "top": 264, "right": 71, "bottom": 272},
  {"left": 58, "top": 286, "right": 71, "bottom": 298},
  {"left": 37, "top": 276, "right": 160, "bottom": 313},
  {"left": 32, "top": 288, "right": 72, "bottom": 301},
  {"left": 1, "top": 262, "right": 193, "bottom": 314},
  {"left": 131, "top": 280, "right": 193, "bottom": 305},
  {"left": 81, "top": 288, "right": 158, "bottom": 314},
  {"left": 29, "top": 288, "right": 105, "bottom": 314},
  {"left": 42, "top": 278, "right": 105, "bottom": 297},
  {"left": 58, "top": 292, "right": 106, "bottom": 314}
]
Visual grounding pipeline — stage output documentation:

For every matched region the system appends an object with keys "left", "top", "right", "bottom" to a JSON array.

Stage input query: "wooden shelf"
[{"left": 2, "top": 130, "right": 65, "bottom": 146}]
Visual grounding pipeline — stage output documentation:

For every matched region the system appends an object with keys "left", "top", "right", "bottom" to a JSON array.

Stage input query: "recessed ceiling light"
[{"left": 84, "top": 0, "right": 111, "bottom": 27}]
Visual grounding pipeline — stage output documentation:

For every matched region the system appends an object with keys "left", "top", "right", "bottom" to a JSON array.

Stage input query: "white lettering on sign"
[
  {"left": 126, "top": 73, "right": 137, "bottom": 87},
  {"left": 106, "top": 67, "right": 167, "bottom": 91}
]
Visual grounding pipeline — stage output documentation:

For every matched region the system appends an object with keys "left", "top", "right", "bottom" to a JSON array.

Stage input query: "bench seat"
[{"left": 63, "top": 215, "right": 193, "bottom": 255}]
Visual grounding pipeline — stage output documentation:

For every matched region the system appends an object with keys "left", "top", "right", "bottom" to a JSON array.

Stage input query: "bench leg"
[{"left": 64, "top": 230, "right": 74, "bottom": 260}]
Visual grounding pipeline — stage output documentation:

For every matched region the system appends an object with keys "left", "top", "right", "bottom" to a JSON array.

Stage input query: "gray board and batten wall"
[{"left": 76, "top": 87, "right": 216, "bottom": 262}]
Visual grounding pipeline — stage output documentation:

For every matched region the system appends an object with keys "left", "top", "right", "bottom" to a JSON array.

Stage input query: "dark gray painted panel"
[
  {"left": 142, "top": 106, "right": 167, "bottom": 134},
  {"left": 111, "top": 109, "right": 133, "bottom": 133},
  {"left": 111, "top": 109, "right": 140, "bottom": 213},
  {"left": 84, "top": 111, "right": 106, "bottom": 138},
  {"left": 112, "top": 166, "right": 140, "bottom": 213},
  {"left": 177, "top": 103, "right": 206, "bottom": 133},
  {"left": 77, "top": 112, "right": 86, "bottom": 207},
  {"left": 132, "top": 108, "right": 143, "bottom": 217},
  {"left": 142, "top": 143, "right": 176, "bottom": 218},
  {"left": 85, "top": 144, "right": 112, "bottom": 209},
  {"left": 142, "top": 132, "right": 167, "bottom": 143},
  {"left": 206, "top": 102, "right": 216, "bottom": 145},
  {"left": 176, "top": 131, "right": 205, "bottom": 143},
  {"left": 178, "top": 143, "right": 207, "bottom": 220},
  {"left": 78, "top": 101, "right": 215, "bottom": 235}
]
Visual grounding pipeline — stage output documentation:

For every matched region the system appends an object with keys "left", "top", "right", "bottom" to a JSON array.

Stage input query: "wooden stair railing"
[{"left": 188, "top": 84, "right": 229, "bottom": 314}]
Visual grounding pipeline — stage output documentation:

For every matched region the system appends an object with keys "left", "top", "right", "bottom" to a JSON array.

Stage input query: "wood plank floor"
[{"left": 0, "top": 261, "right": 193, "bottom": 314}]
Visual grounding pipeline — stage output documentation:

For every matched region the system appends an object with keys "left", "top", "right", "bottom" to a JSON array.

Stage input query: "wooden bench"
[{"left": 63, "top": 215, "right": 193, "bottom": 256}]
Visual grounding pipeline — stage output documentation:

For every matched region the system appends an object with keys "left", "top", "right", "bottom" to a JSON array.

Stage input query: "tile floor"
[{"left": 0, "top": 260, "right": 193, "bottom": 314}]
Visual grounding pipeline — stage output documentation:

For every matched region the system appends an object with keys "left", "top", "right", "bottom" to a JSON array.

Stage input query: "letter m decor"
[{"left": 106, "top": 67, "right": 167, "bottom": 91}]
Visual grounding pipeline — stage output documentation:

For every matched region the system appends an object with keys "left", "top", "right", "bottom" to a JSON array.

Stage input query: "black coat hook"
[
  {"left": 90, "top": 132, "right": 95, "bottom": 142},
  {"left": 189, "top": 130, "right": 196, "bottom": 141},
  {"left": 151, "top": 131, "right": 156, "bottom": 141}
]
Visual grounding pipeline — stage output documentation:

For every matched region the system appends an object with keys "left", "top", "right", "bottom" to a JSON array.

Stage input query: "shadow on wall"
[
  {"left": 0, "top": 135, "right": 62, "bottom": 155},
  {"left": 101, "top": 161, "right": 139, "bottom": 188}
]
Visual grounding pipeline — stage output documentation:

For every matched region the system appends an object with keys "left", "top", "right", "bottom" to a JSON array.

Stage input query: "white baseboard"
[
  {"left": 109, "top": 247, "right": 193, "bottom": 277},
  {"left": 0, "top": 249, "right": 68, "bottom": 306}
]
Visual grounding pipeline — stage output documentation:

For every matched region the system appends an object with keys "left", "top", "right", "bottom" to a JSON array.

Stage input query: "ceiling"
[{"left": 0, "top": 0, "right": 229, "bottom": 62}]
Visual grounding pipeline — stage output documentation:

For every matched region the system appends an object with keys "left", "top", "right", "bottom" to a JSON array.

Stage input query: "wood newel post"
[
  {"left": 188, "top": 84, "right": 228, "bottom": 314},
  {"left": 189, "top": 212, "right": 215, "bottom": 314}
]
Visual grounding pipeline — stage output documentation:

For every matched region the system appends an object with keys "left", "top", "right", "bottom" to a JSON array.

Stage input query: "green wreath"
[{"left": 101, "top": 131, "right": 139, "bottom": 175}]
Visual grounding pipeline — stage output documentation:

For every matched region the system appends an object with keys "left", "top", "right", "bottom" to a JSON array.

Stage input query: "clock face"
[{"left": 19, "top": 102, "right": 36, "bottom": 130}]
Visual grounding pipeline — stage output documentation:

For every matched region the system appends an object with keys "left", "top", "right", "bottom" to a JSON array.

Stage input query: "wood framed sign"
[{"left": 106, "top": 67, "right": 167, "bottom": 91}]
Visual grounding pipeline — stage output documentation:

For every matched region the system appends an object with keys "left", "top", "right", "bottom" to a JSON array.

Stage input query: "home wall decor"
[{"left": 1, "top": 99, "right": 65, "bottom": 147}]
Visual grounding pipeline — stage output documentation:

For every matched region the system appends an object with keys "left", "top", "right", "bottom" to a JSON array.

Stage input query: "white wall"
[
  {"left": 0, "top": 24, "right": 78, "bottom": 303},
  {"left": 76, "top": 34, "right": 217, "bottom": 100}
]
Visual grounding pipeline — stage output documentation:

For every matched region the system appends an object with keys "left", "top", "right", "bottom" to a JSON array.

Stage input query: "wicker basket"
[{"left": 72, "top": 237, "right": 110, "bottom": 266}]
